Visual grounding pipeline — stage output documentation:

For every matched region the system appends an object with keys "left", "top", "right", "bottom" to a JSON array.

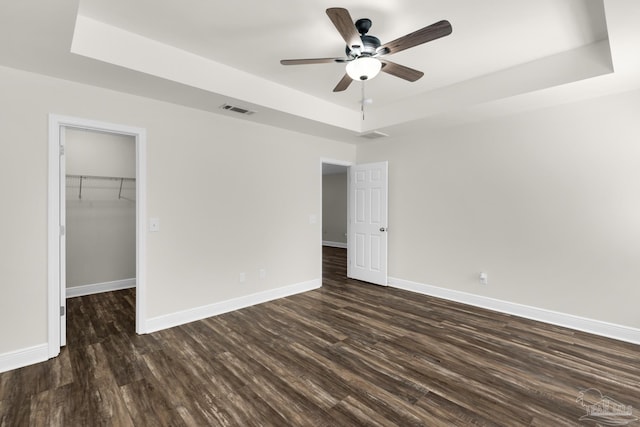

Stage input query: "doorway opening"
[
  {"left": 321, "top": 160, "right": 389, "bottom": 287},
  {"left": 64, "top": 128, "right": 136, "bottom": 345},
  {"left": 48, "top": 115, "right": 147, "bottom": 359},
  {"left": 321, "top": 159, "right": 351, "bottom": 282}
]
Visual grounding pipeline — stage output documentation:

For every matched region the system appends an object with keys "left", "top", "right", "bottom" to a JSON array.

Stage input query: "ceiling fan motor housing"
[
  {"left": 344, "top": 18, "right": 380, "bottom": 58},
  {"left": 345, "top": 34, "right": 381, "bottom": 57}
]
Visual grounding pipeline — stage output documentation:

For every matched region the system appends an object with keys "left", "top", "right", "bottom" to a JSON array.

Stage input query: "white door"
[
  {"left": 348, "top": 161, "right": 388, "bottom": 286},
  {"left": 59, "top": 127, "right": 67, "bottom": 346}
]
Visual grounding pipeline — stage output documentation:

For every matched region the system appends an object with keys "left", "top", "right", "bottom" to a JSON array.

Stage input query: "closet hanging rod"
[
  {"left": 66, "top": 175, "right": 135, "bottom": 200},
  {"left": 66, "top": 174, "right": 135, "bottom": 181}
]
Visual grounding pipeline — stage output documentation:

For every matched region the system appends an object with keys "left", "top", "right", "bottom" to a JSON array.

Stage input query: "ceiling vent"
[
  {"left": 220, "top": 104, "right": 255, "bottom": 115},
  {"left": 359, "top": 130, "right": 389, "bottom": 140}
]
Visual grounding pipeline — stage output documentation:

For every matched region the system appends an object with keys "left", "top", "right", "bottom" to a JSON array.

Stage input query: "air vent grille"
[
  {"left": 359, "top": 131, "right": 389, "bottom": 140},
  {"left": 220, "top": 104, "right": 255, "bottom": 115}
]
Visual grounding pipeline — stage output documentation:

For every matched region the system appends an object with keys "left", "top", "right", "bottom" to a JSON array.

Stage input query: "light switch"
[
  {"left": 479, "top": 272, "right": 488, "bottom": 285},
  {"left": 149, "top": 218, "right": 160, "bottom": 232},
  {"left": 309, "top": 214, "right": 317, "bottom": 224}
]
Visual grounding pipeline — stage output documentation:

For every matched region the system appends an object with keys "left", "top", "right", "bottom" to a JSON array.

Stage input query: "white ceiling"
[
  {"left": 1, "top": 1, "right": 640, "bottom": 143},
  {"left": 77, "top": 0, "right": 607, "bottom": 108}
]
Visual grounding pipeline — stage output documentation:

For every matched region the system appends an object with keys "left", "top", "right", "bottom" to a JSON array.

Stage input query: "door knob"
[{"left": 379, "top": 227, "right": 387, "bottom": 232}]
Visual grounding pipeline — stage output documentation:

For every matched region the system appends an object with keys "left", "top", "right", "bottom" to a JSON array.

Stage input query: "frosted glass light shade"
[{"left": 346, "top": 57, "right": 382, "bottom": 81}]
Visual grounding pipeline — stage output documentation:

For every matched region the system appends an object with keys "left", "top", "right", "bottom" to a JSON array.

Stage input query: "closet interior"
[{"left": 64, "top": 128, "right": 136, "bottom": 297}]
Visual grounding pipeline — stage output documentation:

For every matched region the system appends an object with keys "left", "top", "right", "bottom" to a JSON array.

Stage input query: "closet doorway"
[
  {"left": 321, "top": 159, "right": 351, "bottom": 280},
  {"left": 48, "top": 115, "right": 147, "bottom": 359},
  {"left": 63, "top": 128, "right": 136, "bottom": 345}
]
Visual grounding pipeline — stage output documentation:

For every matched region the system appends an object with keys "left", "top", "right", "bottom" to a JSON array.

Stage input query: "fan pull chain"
[{"left": 361, "top": 81, "right": 365, "bottom": 121}]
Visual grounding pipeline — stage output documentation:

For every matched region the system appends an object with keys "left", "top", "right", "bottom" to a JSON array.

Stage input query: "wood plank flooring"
[{"left": 2, "top": 246, "right": 639, "bottom": 426}]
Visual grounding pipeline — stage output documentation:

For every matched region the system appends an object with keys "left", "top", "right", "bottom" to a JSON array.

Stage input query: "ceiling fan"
[{"left": 281, "top": 7, "right": 452, "bottom": 92}]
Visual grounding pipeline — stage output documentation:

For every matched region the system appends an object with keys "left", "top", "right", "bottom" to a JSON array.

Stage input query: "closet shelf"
[
  {"left": 66, "top": 174, "right": 135, "bottom": 181},
  {"left": 66, "top": 174, "right": 135, "bottom": 200}
]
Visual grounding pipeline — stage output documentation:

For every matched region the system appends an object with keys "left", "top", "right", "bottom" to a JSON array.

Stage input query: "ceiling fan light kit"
[
  {"left": 346, "top": 57, "right": 382, "bottom": 81},
  {"left": 280, "top": 7, "right": 453, "bottom": 93}
]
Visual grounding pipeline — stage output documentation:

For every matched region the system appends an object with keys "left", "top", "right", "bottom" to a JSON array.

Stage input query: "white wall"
[
  {"left": 0, "top": 65, "right": 355, "bottom": 356},
  {"left": 4, "top": 58, "right": 637, "bottom": 364},
  {"left": 65, "top": 128, "right": 136, "bottom": 288},
  {"left": 357, "top": 88, "right": 640, "bottom": 330},
  {"left": 66, "top": 128, "right": 136, "bottom": 178},
  {"left": 322, "top": 173, "right": 348, "bottom": 245}
]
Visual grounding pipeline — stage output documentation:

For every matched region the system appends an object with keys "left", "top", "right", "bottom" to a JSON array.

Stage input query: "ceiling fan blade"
[
  {"left": 378, "top": 20, "right": 452, "bottom": 56},
  {"left": 333, "top": 74, "right": 353, "bottom": 92},
  {"left": 380, "top": 60, "right": 424, "bottom": 82},
  {"left": 280, "top": 58, "right": 346, "bottom": 65},
  {"left": 326, "top": 8, "right": 362, "bottom": 52}
]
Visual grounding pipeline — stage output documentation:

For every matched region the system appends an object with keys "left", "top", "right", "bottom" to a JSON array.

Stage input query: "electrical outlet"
[
  {"left": 259, "top": 269, "right": 266, "bottom": 280},
  {"left": 149, "top": 218, "right": 160, "bottom": 232},
  {"left": 239, "top": 272, "right": 246, "bottom": 283}
]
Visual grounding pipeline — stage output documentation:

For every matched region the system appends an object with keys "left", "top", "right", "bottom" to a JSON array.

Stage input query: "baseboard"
[
  {"left": 322, "top": 240, "right": 347, "bottom": 249},
  {"left": 388, "top": 277, "right": 640, "bottom": 346},
  {"left": 0, "top": 344, "right": 49, "bottom": 374},
  {"left": 66, "top": 278, "right": 136, "bottom": 298},
  {"left": 145, "top": 278, "right": 322, "bottom": 334}
]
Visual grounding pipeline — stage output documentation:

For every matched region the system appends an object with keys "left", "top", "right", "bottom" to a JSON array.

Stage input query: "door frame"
[
  {"left": 320, "top": 158, "right": 353, "bottom": 277},
  {"left": 47, "top": 114, "right": 147, "bottom": 358}
]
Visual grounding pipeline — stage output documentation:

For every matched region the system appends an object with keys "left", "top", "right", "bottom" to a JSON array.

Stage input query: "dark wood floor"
[{"left": 1, "top": 247, "right": 639, "bottom": 426}]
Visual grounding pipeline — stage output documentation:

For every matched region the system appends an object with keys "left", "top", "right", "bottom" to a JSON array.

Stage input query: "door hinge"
[
  {"left": 60, "top": 306, "right": 65, "bottom": 316},
  {"left": 59, "top": 145, "right": 65, "bottom": 156},
  {"left": 60, "top": 225, "right": 65, "bottom": 236}
]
